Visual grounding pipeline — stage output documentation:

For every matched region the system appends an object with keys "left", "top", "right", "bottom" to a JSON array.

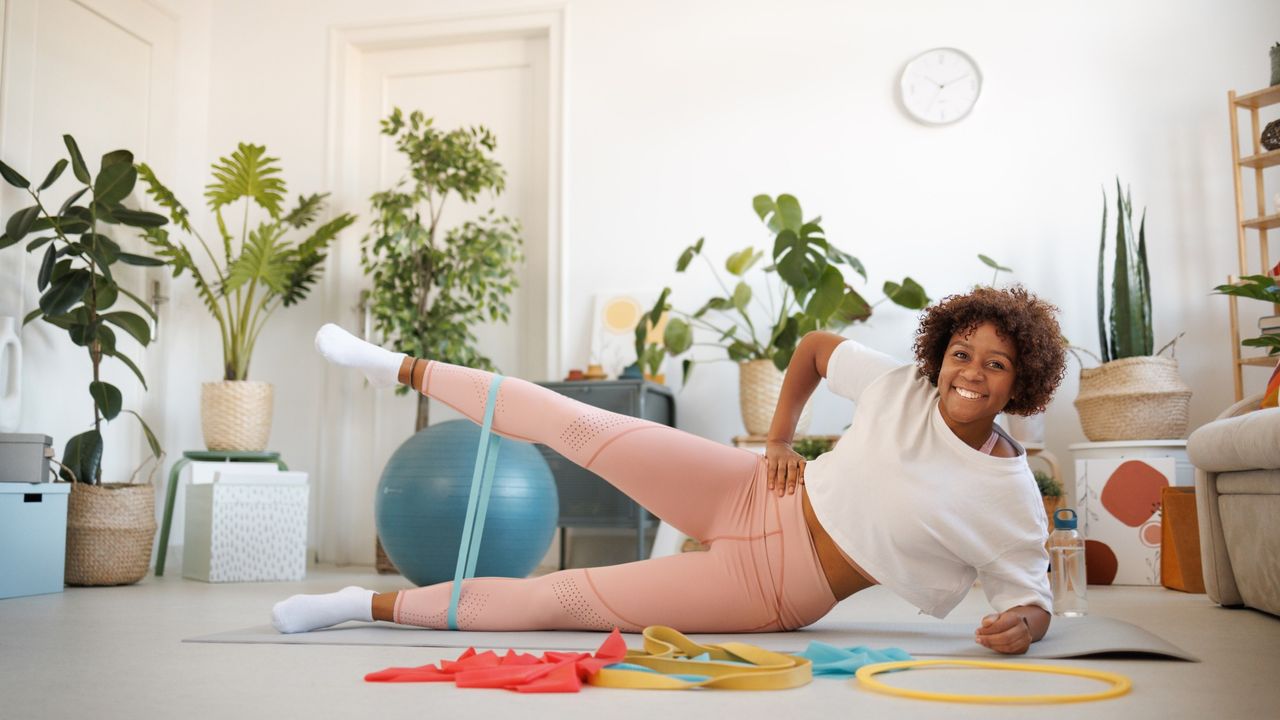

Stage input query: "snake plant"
[{"left": 1097, "top": 179, "right": 1153, "bottom": 362}]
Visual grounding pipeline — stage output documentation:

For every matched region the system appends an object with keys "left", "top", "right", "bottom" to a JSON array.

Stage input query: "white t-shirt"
[{"left": 804, "top": 340, "right": 1052, "bottom": 618}]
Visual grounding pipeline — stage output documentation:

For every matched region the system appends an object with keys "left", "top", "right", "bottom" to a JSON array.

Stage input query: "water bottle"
[{"left": 1049, "top": 508, "right": 1087, "bottom": 617}]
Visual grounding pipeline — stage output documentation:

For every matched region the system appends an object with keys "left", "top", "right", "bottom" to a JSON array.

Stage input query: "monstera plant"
[
  {"left": 647, "top": 193, "right": 929, "bottom": 435},
  {"left": 139, "top": 143, "right": 356, "bottom": 450},
  {"left": 0, "top": 134, "right": 166, "bottom": 585}
]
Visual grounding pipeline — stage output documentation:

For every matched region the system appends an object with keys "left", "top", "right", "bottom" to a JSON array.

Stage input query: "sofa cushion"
[
  {"left": 1219, "top": 494, "right": 1280, "bottom": 616},
  {"left": 1216, "top": 469, "right": 1280, "bottom": 495},
  {"left": 1187, "top": 407, "right": 1280, "bottom": 473}
]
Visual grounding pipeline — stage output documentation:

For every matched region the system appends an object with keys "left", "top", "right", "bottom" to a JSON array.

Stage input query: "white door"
[
  {"left": 0, "top": 0, "right": 176, "bottom": 485},
  {"left": 319, "top": 30, "right": 554, "bottom": 565}
]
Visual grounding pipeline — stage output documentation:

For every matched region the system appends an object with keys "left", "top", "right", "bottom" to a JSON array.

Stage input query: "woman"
[{"left": 273, "top": 286, "right": 1066, "bottom": 655}]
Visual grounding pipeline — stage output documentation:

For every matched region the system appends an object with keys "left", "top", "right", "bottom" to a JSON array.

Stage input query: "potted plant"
[
  {"left": 360, "top": 109, "right": 524, "bottom": 572},
  {"left": 138, "top": 144, "right": 356, "bottom": 451},
  {"left": 0, "top": 135, "right": 166, "bottom": 585},
  {"left": 1072, "top": 179, "right": 1190, "bottom": 441},
  {"left": 1212, "top": 270, "right": 1279, "bottom": 357},
  {"left": 1035, "top": 469, "right": 1064, "bottom": 535},
  {"left": 361, "top": 108, "right": 524, "bottom": 431},
  {"left": 652, "top": 194, "right": 929, "bottom": 436}
]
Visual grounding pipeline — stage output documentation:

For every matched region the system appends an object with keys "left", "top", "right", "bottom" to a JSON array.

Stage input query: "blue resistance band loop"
[{"left": 448, "top": 375, "right": 505, "bottom": 631}]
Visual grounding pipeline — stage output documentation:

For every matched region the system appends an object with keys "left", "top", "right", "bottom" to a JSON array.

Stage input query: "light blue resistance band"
[{"left": 447, "top": 375, "right": 505, "bottom": 631}]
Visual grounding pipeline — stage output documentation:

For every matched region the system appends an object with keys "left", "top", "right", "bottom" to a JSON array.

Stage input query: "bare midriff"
[{"left": 801, "top": 487, "right": 878, "bottom": 600}]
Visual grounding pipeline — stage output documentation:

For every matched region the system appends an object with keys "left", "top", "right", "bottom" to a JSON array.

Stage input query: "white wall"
[{"left": 8, "top": 0, "right": 1275, "bottom": 559}]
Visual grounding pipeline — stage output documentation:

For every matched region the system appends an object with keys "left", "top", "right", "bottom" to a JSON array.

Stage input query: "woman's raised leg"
[{"left": 316, "top": 323, "right": 761, "bottom": 542}]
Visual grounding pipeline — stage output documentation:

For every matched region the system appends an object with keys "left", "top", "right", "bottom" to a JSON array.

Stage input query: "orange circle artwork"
[{"left": 1100, "top": 460, "right": 1168, "bottom": 528}]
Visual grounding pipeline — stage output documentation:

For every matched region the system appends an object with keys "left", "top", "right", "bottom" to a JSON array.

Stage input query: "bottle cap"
[{"left": 1053, "top": 508, "right": 1078, "bottom": 530}]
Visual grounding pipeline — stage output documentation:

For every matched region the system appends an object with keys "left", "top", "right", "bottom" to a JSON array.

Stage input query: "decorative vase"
[
  {"left": 738, "top": 359, "right": 811, "bottom": 437},
  {"left": 1074, "top": 356, "right": 1191, "bottom": 441},
  {"left": 201, "top": 380, "right": 274, "bottom": 451},
  {"left": 1005, "top": 412, "right": 1045, "bottom": 445},
  {"left": 1272, "top": 44, "right": 1280, "bottom": 86},
  {"left": 0, "top": 316, "right": 20, "bottom": 433},
  {"left": 64, "top": 482, "right": 156, "bottom": 586}
]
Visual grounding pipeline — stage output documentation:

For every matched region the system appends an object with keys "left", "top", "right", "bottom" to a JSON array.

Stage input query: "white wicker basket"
[
  {"left": 1074, "top": 356, "right": 1191, "bottom": 441},
  {"left": 738, "top": 359, "right": 811, "bottom": 437},
  {"left": 201, "top": 381, "right": 274, "bottom": 451}
]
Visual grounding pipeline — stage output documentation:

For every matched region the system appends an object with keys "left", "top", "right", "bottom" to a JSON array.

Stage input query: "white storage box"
[
  {"left": 182, "top": 471, "right": 309, "bottom": 583},
  {"left": 1, "top": 482, "right": 69, "bottom": 599},
  {"left": 1071, "top": 445, "right": 1188, "bottom": 586}
]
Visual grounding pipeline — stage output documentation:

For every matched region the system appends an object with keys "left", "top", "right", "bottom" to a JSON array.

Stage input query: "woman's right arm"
[{"left": 764, "top": 331, "right": 846, "bottom": 495}]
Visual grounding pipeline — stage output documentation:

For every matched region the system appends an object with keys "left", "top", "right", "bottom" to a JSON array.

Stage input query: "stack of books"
[{"left": 1262, "top": 315, "right": 1280, "bottom": 336}]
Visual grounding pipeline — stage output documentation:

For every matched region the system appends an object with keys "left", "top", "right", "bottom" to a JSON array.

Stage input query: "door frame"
[
  {"left": 318, "top": 6, "right": 566, "bottom": 564},
  {"left": 324, "top": 5, "right": 566, "bottom": 376}
]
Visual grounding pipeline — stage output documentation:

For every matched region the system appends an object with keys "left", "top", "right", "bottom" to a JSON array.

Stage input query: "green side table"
[{"left": 154, "top": 450, "right": 289, "bottom": 576}]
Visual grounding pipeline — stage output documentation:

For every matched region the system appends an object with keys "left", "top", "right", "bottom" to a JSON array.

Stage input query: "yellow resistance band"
[
  {"left": 855, "top": 659, "right": 1132, "bottom": 704},
  {"left": 589, "top": 626, "right": 812, "bottom": 690}
]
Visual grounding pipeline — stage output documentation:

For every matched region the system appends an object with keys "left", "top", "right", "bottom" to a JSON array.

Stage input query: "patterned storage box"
[
  {"left": 182, "top": 471, "right": 308, "bottom": 582},
  {"left": 1075, "top": 457, "right": 1179, "bottom": 586}
]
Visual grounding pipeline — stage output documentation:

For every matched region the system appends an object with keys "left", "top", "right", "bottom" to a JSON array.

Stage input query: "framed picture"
[{"left": 589, "top": 291, "right": 668, "bottom": 378}]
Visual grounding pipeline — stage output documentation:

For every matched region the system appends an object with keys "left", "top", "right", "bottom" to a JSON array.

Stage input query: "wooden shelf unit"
[{"left": 1227, "top": 86, "right": 1280, "bottom": 400}]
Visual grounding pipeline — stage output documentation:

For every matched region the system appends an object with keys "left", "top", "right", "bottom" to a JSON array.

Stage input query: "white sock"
[
  {"left": 314, "top": 323, "right": 406, "bottom": 388},
  {"left": 271, "top": 586, "right": 376, "bottom": 634}
]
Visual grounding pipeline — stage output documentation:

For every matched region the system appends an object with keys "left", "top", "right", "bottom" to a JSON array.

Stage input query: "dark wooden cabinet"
[{"left": 535, "top": 379, "right": 676, "bottom": 566}]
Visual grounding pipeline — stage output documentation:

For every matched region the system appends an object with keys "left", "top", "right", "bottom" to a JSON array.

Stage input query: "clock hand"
[{"left": 941, "top": 72, "right": 972, "bottom": 88}]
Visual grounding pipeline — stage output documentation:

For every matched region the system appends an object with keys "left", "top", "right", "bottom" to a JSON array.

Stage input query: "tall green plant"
[
  {"left": 0, "top": 135, "right": 164, "bottom": 484},
  {"left": 653, "top": 194, "right": 930, "bottom": 383},
  {"left": 361, "top": 109, "right": 523, "bottom": 430},
  {"left": 1097, "top": 179, "right": 1153, "bottom": 362},
  {"left": 138, "top": 144, "right": 356, "bottom": 380}
]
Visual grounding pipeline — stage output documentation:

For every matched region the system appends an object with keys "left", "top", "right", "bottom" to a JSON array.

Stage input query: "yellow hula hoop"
[{"left": 855, "top": 659, "right": 1132, "bottom": 704}]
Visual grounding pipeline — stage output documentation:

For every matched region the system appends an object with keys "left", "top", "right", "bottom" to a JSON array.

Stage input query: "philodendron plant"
[
  {"left": 1213, "top": 272, "right": 1280, "bottom": 356},
  {"left": 138, "top": 144, "right": 356, "bottom": 380},
  {"left": 0, "top": 135, "right": 164, "bottom": 484},
  {"left": 650, "top": 194, "right": 930, "bottom": 383}
]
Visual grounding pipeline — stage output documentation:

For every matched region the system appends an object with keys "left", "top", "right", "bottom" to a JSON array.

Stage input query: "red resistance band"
[{"left": 365, "top": 628, "right": 627, "bottom": 693}]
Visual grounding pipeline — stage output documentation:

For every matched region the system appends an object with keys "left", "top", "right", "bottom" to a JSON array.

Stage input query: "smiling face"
[{"left": 936, "top": 322, "right": 1018, "bottom": 429}]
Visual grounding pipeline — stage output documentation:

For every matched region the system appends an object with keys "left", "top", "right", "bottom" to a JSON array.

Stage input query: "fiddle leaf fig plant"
[
  {"left": 653, "top": 194, "right": 930, "bottom": 384},
  {"left": 0, "top": 134, "right": 165, "bottom": 484},
  {"left": 137, "top": 143, "right": 357, "bottom": 380}
]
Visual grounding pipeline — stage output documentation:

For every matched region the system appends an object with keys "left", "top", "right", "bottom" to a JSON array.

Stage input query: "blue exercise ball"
[{"left": 375, "top": 419, "right": 559, "bottom": 587}]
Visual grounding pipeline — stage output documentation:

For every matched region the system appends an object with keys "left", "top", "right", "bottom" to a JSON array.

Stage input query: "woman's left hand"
[{"left": 973, "top": 611, "right": 1033, "bottom": 655}]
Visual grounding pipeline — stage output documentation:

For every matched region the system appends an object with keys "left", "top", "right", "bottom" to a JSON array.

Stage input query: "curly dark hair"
[{"left": 912, "top": 285, "right": 1066, "bottom": 416}]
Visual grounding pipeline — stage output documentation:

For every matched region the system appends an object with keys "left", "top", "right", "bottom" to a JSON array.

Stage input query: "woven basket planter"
[
  {"left": 202, "top": 381, "right": 274, "bottom": 451},
  {"left": 738, "top": 359, "right": 811, "bottom": 437},
  {"left": 65, "top": 482, "right": 156, "bottom": 586},
  {"left": 1074, "top": 356, "right": 1191, "bottom": 441}
]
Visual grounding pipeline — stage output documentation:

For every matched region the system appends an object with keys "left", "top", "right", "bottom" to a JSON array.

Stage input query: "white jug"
[{"left": 0, "top": 316, "right": 21, "bottom": 432}]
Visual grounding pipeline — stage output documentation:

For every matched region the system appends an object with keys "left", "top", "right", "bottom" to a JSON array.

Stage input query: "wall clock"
[{"left": 899, "top": 47, "right": 982, "bottom": 125}]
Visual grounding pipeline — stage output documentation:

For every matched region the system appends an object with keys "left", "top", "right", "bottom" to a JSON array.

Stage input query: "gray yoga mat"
[{"left": 185, "top": 615, "right": 1197, "bottom": 661}]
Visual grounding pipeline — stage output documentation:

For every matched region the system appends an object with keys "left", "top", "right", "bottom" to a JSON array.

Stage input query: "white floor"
[{"left": 1, "top": 563, "right": 1277, "bottom": 720}]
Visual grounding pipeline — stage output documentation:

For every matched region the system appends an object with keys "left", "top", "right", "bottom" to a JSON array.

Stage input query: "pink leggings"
[{"left": 392, "top": 361, "right": 839, "bottom": 633}]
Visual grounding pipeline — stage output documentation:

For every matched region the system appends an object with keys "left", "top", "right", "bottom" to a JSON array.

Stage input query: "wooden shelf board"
[
  {"left": 1239, "top": 148, "right": 1280, "bottom": 169},
  {"left": 1242, "top": 212, "right": 1280, "bottom": 230},
  {"left": 1234, "top": 84, "right": 1280, "bottom": 109},
  {"left": 1237, "top": 356, "right": 1278, "bottom": 368}
]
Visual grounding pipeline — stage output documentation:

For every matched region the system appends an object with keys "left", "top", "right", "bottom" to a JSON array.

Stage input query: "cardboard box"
[
  {"left": 0, "top": 434, "right": 52, "bottom": 483},
  {"left": 0, "top": 482, "right": 69, "bottom": 598},
  {"left": 182, "top": 471, "right": 308, "bottom": 583}
]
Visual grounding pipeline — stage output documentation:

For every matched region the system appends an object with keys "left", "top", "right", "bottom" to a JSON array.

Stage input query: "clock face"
[{"left": 899, "top": 47, "right": 982, "bottom": 125}]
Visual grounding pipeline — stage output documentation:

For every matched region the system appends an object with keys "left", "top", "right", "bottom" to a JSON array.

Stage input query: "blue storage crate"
[{"left": 1, "top": 482, "right": 70, "bottom": 599}]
